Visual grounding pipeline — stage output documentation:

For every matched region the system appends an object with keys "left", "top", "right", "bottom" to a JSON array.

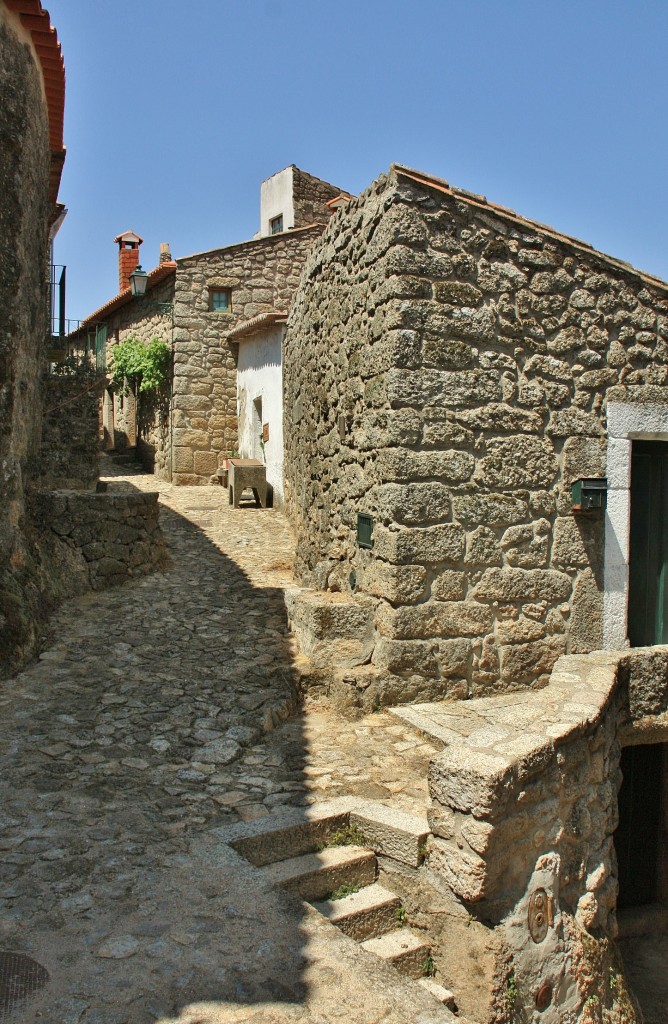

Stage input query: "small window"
[
  {"left": 270, "top": 215, "right": 283, "bottom": 235},
  {"left": 209, "top": 288, "right": 231, "bottom": 312}
]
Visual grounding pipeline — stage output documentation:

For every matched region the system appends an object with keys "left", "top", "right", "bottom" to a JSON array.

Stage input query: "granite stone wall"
[
  {"left": 171, "top": 227, "right": 321, "bottom": 484},
  {"left": 283, "top": 166, "right": 668, "bottom": 701},
  {"left": 421, "top": 646, "right": 667, "bottom": 1023},
  {"left": 0, "top": 11, "right": 52, "bottom": 676},
  {"left": 37, "top": 363, "right": 102, "bottom": 490},
  {"left": 292, "top": 167, "right": 346, "bottom": 227},
  {"left": 32, "top": 489, "right": 167, "bottom": 590}
]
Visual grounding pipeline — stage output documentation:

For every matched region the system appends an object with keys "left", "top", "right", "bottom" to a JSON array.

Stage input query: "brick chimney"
[
  {"left": 159, "top": 242, "right": 172, "bottom": 264},
  {"left": 114, "top": 230, "right": 144, "bottom": 292}
]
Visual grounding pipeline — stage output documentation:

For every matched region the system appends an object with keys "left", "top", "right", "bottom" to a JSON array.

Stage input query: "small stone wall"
[
  {"left": 37, "top": 366, "right": 101, "bottom": 489},
  {"left": 390, "top": 647, "right": 668, "bottom": 1022},
  {"left": 283, "top": 165, "right": 668, "bottom": 703},
  {"left": 32, "top": 490, "right": 167, "bottom": 589}
]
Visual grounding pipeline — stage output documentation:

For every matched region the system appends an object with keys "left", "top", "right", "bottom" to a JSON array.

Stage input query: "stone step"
[
  {"left": 349, "top": 803, "right": 430, "bottom": 868},
  {"left": 226, "top": 806, "right": 350, "bottom": 867},
  {"left": 313, "top": 882, "right": 402, "bottom": 941},
  {"left": 361, "top": 927, "right": 431, "bottom": 980},
  {"left": 262, "top": 845, "right": 377, "bottom": 902},
  {"left": 418, "top": 978, "right": 457, "bottom": 1010}
]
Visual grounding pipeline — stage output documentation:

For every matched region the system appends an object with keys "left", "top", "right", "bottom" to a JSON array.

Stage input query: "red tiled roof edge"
[
  {"left": 391, "top": 164, "right": 668, "bottom": 297},
  {"left": 69, "top": 262, "right": 177, "bottom": 337},
  {"left": 5, "top": 1, "right": 67, "bottom": 206},
  {"left": 227, "top": 310, "right": 288, "bottom": 342}
]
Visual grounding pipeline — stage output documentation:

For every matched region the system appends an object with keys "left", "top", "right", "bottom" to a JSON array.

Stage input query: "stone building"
[
  {"left": 283, "top": 164, "right": 668, "bottom": 1020},
  {"left": 284, "top": 163, "right": 668, "bottom": 702},
  {"left": 76, "top": 166, "right": 348, "bottom": 486},
  {"left": 0, "top": 0, "right": 66, "bottom": 674}
]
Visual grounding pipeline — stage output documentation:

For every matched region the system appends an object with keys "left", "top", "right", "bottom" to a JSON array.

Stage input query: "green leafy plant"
[
  {"left": 315, "top": 823, "right": 367, "bottom": 852},
  {"left": 506, "top": 972, "right": 518, "bottom": 1013},
  {"left": 108, "top": 336, "right": 170, "bottom": 396},
  {"left": 329, "top": 824, "right": 367, "bottom": 847},
  {"left": 422, "top": 954, "right": 435, "bottom": 977},
  {"left": 396, "top": 905, "right": 408, "bottom": 926},
  {"left": 329, "top": 883, "right": 360, "bottom": 901}
]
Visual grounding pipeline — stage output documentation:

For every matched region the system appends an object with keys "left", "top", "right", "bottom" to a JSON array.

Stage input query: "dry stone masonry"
[
  {"left": 33, "top": 489, "right": 167, "bottom": 589},
  {"left": 283, "top": 164, "right": 668, "bottom": 706}
]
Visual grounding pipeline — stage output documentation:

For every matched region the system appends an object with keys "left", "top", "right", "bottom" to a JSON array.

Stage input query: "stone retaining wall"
[
  {"left": 37, "top": 366, "right": 102, "bottom": 489},
  {"left": 392, "top": 646, "right": 668, "bottom": 1022},
  {"left": 283, "top": 165, "right": 668, "bottom": 702},
  {"left": 32, "top": 490, "right": 167, "bottom": 590}
]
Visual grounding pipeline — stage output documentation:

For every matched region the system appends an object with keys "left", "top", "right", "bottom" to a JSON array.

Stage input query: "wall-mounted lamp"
[
  {"left": 129, "top": 264, "right": 173, "bottom": 314},
  {"left": 129, "top": 264, "right": 148, "bottom": 297}
]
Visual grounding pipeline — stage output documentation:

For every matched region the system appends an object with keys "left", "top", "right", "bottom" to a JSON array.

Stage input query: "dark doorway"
[
  {"left": 614, "top": 744, "right": 665, "bottom": 909},
  {"left": 628, "top": 440, "right": 668, "bottom": 646}
]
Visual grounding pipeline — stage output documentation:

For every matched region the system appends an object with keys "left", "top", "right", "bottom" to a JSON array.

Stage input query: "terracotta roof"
[
  {"left": 69, "top": 261, "right": 177, "bottom": 337},
  {"left": 325, "top": 193, "right": 353, "bottom": 209},
  {"left": 114, "top": 230, "right": 144, "bottom": 245},
  {"left": 227, "top": 311, "right": 288, "bottom": 342},
  {"left": 5, "top": 1, "right": 66, "bottom": 206},
  {"left": 392, "top": 164, "right": 668, "bottom": 296}
]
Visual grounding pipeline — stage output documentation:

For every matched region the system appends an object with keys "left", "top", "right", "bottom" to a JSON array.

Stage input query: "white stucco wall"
[
  {"left": 604, "top": 402, "right": 668, "bottom": 649},
  {"left": 259, "top": 167, "right": 294, "bottom": 237},
  {"left": 236, "top": 326, "right": 284, "bottom": 504}
]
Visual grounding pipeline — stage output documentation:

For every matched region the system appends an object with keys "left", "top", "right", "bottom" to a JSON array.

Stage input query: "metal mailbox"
[
  {"left": 357, "top": 513, "right": 374, "bottom": 549},
  {"left": 571, "top": 477, "right": 607, "bottom": 513}
]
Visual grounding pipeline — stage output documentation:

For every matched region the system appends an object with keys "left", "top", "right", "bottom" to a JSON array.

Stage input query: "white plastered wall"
[
  {"left": 236, "top": 326, "right": 284, "bottom": 504},
  {"left": 604, "top": 402, "right": 668, "bottom": 648},
  {"left": 259, "top": 167, "right": 294, "bottom": 237}
]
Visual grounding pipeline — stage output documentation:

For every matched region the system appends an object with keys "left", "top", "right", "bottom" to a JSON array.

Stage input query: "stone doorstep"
[
  {"left": 261, "top": 846, "right": 378, "bottom": 901},
  {"left": 212, "top": 796, "right": 430, "bottom": 869},
  {"left": 361, "top": 927, "right": 431, "bottom": 980},
  {"left": 314, "top": 882, "right": 402, "bottom": 941}
]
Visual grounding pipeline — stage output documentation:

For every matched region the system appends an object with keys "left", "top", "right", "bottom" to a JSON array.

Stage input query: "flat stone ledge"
[{"left": 390, "top": 651, "right": 621, "bottom": 774}]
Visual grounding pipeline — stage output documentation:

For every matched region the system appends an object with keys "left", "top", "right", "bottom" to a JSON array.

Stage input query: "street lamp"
[{"left": 129, "top": 264, "right": 148, "bottom": 297}]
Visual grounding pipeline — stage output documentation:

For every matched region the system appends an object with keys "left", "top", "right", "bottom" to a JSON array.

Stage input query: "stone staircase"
[
  {"left": 101, "top": 446, "right": 140, "bottom": 468},
  {"left": 218, "top": 798, "right": 457, "bottom": 1010}
]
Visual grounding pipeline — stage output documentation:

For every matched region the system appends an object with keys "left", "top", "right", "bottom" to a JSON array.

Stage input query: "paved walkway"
[{"left": 0, "top": 466, "right": 436, "bottom": 1024}]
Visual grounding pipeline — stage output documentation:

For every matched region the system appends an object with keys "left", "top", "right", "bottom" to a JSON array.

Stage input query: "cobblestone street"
[{"left": 0, "top": 468, "right": 436, "bottom": 1024}]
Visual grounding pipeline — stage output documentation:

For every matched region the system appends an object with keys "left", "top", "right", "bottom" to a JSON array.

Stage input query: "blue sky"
[{"left": 52, "top": 0, "right": 668, "bottom": 321}]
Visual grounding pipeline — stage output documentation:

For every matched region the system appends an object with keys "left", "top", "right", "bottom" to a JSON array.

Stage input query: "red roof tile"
[
  {"left": 69, "top": 262, "right": 177, "bottom": 338},
  {"left": 4, "top": 1, "right": 66, "bottom": 205},
  {"left": 227, "top": 310, "right": 288, "bottom": 341}
]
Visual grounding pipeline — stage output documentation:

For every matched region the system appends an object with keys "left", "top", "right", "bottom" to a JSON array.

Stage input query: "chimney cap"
[{"left": 114, "top": 229, "right": 144, "bottom": 246}]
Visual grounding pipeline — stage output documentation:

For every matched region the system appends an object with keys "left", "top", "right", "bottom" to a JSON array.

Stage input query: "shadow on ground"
[{"left": 0, "top": 481, "right": 317, "bottom": 1024}]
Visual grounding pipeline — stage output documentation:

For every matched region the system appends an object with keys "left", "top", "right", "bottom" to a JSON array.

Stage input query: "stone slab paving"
[{"left": 0, "top": 465, "right": 438, "bottom": 1024}]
